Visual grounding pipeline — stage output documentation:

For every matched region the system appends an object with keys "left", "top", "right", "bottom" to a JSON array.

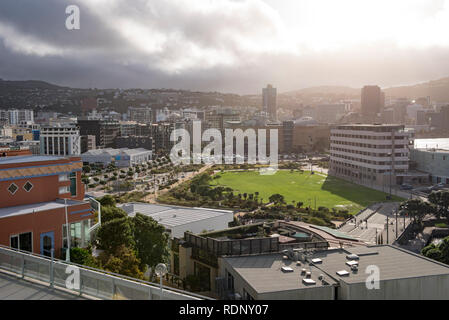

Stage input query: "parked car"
[{"left": 400, "top": 184, "right": 413, "bottom": 190}]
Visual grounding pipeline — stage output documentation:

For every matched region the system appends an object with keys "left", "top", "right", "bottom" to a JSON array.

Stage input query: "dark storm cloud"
[{"left": 1, "top": 0, "right": 449, "bottom": 94}]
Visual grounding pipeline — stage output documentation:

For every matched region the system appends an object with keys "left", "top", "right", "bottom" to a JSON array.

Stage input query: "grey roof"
[
  {"left": 119, "top": 203, "right": 233, "bottom": 228},
  {"left": 81, "top": 148, "right": 150, "bottom": 157},
  {"left": 0, "top": 199, "right": 86, "bottom": 219},
  {"left": 223, "top": 245, "right": 449, "bottom": 294},
  {"left": 223, "top": 253, "right": 337, "bottom": 294},
  {"left": 0, "top": 155, "right": 64, "bottom": 165},
  {"left": 311, "top": 245, "right": 449, "bottom": 284}
]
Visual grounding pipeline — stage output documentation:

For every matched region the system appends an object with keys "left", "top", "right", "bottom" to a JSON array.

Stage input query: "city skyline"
[{"left": 2, "top": 0, "right": 449, "bottom": 94}]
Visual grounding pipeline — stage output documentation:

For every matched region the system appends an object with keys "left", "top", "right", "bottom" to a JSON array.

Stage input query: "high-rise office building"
[
  {"left": 361, "top": 86, "right": 384, "bottom": 122},
  {"left": 40, "top": 125, "right": 81, "bottom": 156},
  {"left": 262, "top": 84, "right": 277, "bottom": 120}
]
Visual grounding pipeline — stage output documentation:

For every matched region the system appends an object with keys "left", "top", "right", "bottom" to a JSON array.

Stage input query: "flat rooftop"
[
  {"left": 223, "top": 253, "right": 338, "bottom": 294},
  {"left": 0, "top": 155, "right": 64, "bottom": 165},
  {"left": 312, "top": 245, "right": 449, "bottom": 284},
  {"left": 0, "top": 199, "right": 87, "bottom": 219},
  {"left": 223, "top": 245, "right": 449, "bottom": 295},
  {"left": 119, "top": 203, "right": 233, "bottom": 228}
]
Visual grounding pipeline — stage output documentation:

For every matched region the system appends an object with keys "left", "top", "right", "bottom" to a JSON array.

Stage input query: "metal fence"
[
  {"left": 185, "top": 232, "right": 329, "bottom": 257},
  {"left": 0, "top": 245, "right": 210, "bottom": 300}
]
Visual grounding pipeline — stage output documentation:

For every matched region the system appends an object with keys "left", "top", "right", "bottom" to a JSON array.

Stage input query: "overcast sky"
[{"left": 1, "top": 0, "right": 449, "bottom": 94}]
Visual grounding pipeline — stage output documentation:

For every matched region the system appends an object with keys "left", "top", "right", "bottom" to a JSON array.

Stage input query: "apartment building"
[{"left": 329, "top": 124, "right": 411, "bottom": 187}]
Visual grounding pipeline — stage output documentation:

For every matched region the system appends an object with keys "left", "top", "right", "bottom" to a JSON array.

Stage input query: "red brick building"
[{"left": 0, "top": 155, "right": 94, "bottom": 258}]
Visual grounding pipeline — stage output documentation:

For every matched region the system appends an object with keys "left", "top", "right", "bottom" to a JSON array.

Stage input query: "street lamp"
[
  {"left": 387, "top": 152, "right": 394, "bottom": 200},
  {"left": 155, "top": 263, "right": 168, "bottom": 300}
]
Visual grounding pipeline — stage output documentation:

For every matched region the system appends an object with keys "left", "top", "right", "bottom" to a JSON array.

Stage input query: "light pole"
[
  {"left": 155, "top": 263, "right": 168, "bottom": 300},
  {"left": 387, "top": 152, "right": 393, "bottom": 200},
  {"left": 64, "top": 198, "right": 71, "bottom": 262}
]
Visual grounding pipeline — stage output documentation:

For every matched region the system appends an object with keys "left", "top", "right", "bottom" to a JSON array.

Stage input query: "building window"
[
  {"left": 59, "top": 174, "right": 69, "bottom": 182},
  {"left": 59, "top": 186, "right": 69, "bottom": 195},
  {"left": 70, "top": 172, "right": 77, "bottom": 196},
  {"left": 10, "top": 232, "right": 32, "bottom": 252},
  {"left": 62, "top": 220, "right": 92, "bottom": 248},
  {"left": 23, "top": 181, "right": 33, "bottom": 192},
  {"left": 8, "top": 183, "right": 18, "bottom": 195}
]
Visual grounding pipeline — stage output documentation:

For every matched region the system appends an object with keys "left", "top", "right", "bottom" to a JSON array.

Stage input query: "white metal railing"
[{"left": 0, "top": 245, "right": 210, "bottom": 300}]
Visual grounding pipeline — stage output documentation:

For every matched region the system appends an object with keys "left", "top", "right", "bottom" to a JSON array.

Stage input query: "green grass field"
[{"left": 210, "top": 170, "right": 403, "bottom": 215}]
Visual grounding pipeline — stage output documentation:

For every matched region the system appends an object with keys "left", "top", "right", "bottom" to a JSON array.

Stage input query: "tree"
[
  {"left": 428, "top": 190, "right": 449, "bottom": 224},
  {"left": 269, "top": 194, "right": 285, "bottom": 205},
  {"left": 70, "top": 247, "right": 98, "bottom": 268},
  {"left": 422, "top": 236, "right": 449, "bottom": 265},
  {"left": 98, "top": 195, "right": 116, "bottom": 207},
  {"left": 101, "top": 206, "right": 127, "bottom": 224},
  {"left": 132, "top": 213, "right": 169, "bottom": 281},
  {"left": 398, "top": 199, "right": 432, "bottom": 225},
  {"left": 97, "top": 217, "right": 135, "bottom": 253},
  {"left": 98, "top": 245, "right": 145, "bottom": 279}
]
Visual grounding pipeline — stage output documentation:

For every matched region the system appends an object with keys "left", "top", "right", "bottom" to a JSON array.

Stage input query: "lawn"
[{"left": 210, "top": 170, "right": 403, "bottom": 215}]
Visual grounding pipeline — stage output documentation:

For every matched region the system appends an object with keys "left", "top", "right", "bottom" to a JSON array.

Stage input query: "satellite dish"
[{"left": 155, "top": 263, "right": 167, "bottom": 277}]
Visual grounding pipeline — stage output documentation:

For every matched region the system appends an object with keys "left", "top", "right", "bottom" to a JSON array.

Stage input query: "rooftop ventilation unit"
[
  {"left": 281, "top": 266, "right": 294, "bottom": 273},
  {"left": 318, "top": 274, "right": 324, "bottom": 281},
  {"left": 282, "top": 255, "right": 289, "bottom": 260},
  {"left": 296, "top": 261, "right": 301, "bottom": 266},
  {"left": 337, "top": 270, "right": 350, "bottom": 276},
  {"left": 306, "top": 271, "right": 312, "bottom": 278},
  {"left": 301, "top": 268, "right": 307, "bottom": 275},
  {"left": 302, "top": 278, "right": 316, "bottom": 285},
  {"left": 351, "top": 265, "right": 358, "bottom": 272},
  {"left": 346, "top": 253, "right": 359, "bottom": 260},
  {"left": 311, "top": 258, "right": 322, "bottom": 264},
  {"left": 346, "top": 260, "right": 358, "bottom": 267}
]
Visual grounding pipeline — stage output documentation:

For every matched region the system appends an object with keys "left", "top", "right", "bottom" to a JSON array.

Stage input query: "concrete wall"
[
  {"left": 338, "top": 274, "right": 449, "bottom": 300},
  {"left": 410, "top": 149, "right": 449, "bottom": 184}
]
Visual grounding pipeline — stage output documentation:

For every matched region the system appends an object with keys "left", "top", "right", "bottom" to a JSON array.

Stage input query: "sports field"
[{"left": 210, "top": 170, "right": 403, "bottom": 215}]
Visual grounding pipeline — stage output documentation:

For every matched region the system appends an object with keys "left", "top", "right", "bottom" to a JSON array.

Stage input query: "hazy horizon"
[{"left": 2, "top": 0, "right": 449, "bottom": 94}]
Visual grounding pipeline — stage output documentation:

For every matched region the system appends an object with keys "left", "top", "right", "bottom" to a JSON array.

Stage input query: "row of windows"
[
  {"left": 330, "top": 160, "right": 407, "bottom": 173},
  {"left": 331, "top": 140, "right": 406, "bottom": 149},
  {"left": 7, "top": 173, "right": 77, "bottom": 196},
  {"left": 7, "top": 181, "right": 33, "bottom": 195},
  {"left": 331, "top": 133, "right": 406, "bottom": 140},
  {"left": 10, "top": 219, "right": 93, "bottom": 256},
  {"left": 331, "top": 154, "right": 408, "bottom": 165},
  {"left": 330, "top": 147, "right": 407, "bottom": 158}
]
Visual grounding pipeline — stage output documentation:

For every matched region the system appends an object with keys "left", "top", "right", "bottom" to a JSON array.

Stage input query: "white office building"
[
  {"left": 329, "top": 124, "right": 412, "bottom": 186},
  {"left": 40, "top": 125, "right": 81, "bottom": 156},
  {"left": 81, "top": 148, "right": 152, "bottom": 167},
  {"left": 119, "top": 203, "right": 234, "bottom": 239}
]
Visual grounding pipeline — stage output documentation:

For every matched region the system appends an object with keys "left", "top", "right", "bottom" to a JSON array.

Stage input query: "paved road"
[
  {"left": 339, "top": 202, "right": 411, "bottom": 244},
  {"left": 0, "top": 271, "right": 86, "bottom": 300}
]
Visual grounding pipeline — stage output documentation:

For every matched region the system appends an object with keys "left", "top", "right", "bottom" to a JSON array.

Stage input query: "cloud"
[{"left": 1, "top": 0, "right": 449, "bottom": 93}]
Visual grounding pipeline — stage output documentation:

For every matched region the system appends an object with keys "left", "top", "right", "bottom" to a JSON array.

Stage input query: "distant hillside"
[
  {"left": 384, "top": 77, "right": 449, "bottom": 102},
  {"left": 0, "top": 79, "right": 67, "bottom": 91},
  {"left": 285, "top": 77, "right": 449, "bottom": 102},
  {"left": 284, "top": 86, "right": 360, "bottom": 96}
]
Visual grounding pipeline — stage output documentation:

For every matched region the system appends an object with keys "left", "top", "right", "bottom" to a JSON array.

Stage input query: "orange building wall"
[
  {"left": 0, "top": 202, "right": 92, "bottom": 258},
  {"left": 0, "top": 171, "right": 84, "bottom": 208}
]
